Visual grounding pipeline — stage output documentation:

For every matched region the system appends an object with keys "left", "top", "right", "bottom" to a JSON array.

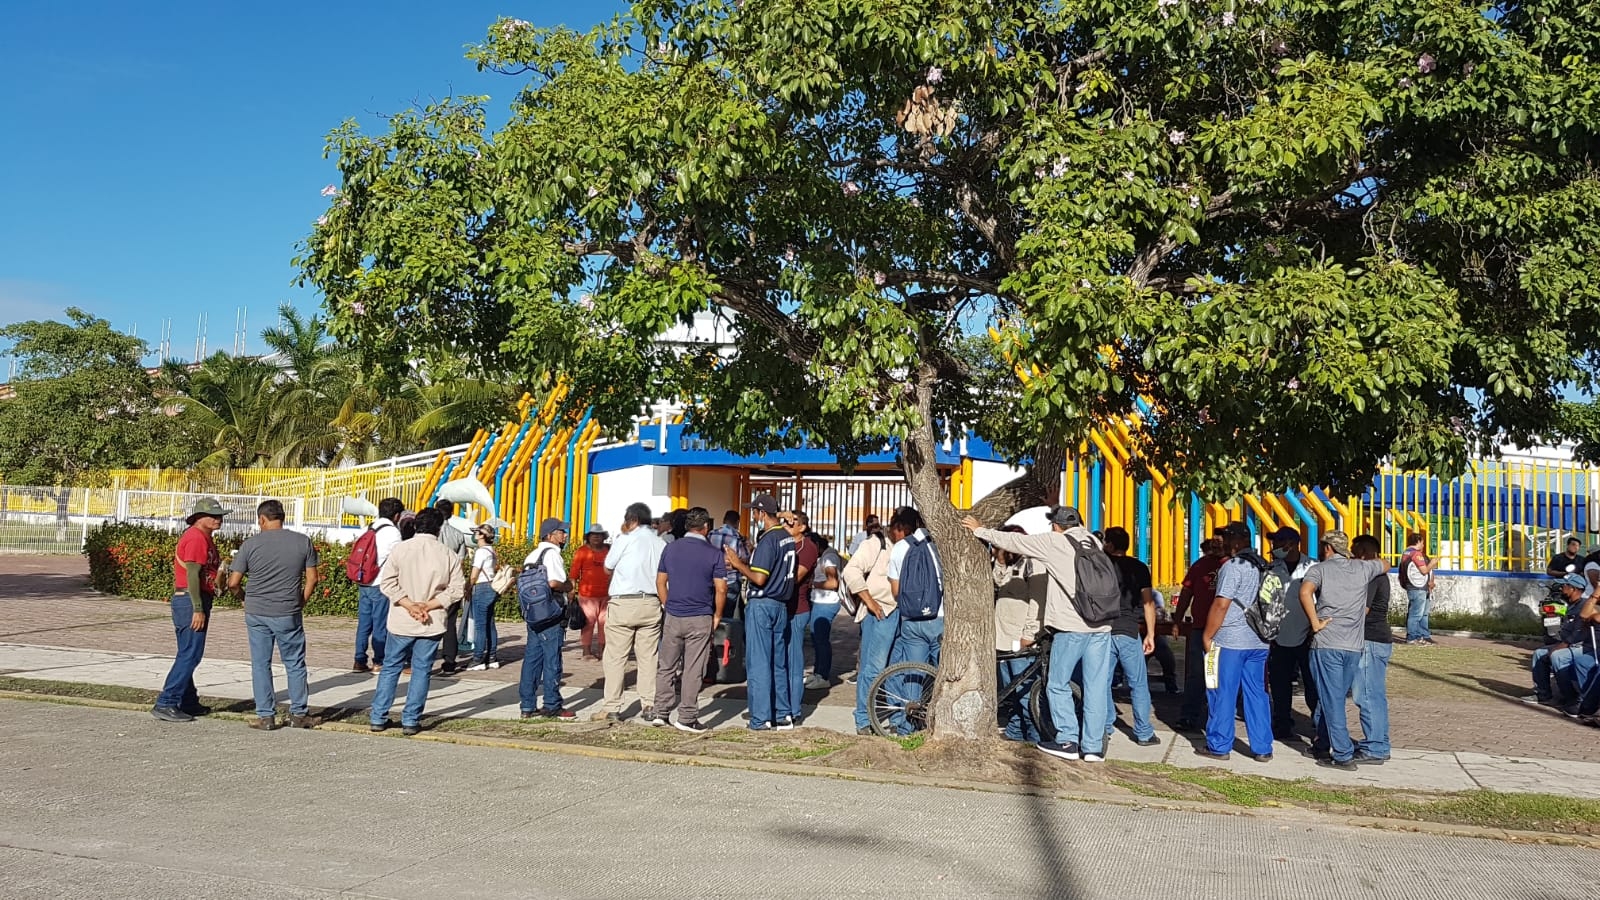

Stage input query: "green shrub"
[{"left": 84, "top": 522, "right": 566, "bottom": 621}]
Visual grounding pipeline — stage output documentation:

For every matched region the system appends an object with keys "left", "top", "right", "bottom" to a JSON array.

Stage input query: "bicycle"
[{"left": 867, "top": 631, "right": 1074, "bottom": 739}]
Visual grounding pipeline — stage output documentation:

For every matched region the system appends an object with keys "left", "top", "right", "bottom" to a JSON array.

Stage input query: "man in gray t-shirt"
[
  {"left": 227, "top": 500, "right": 321, "bottom": 730},
  {"left": 1299, "top": 530, "right": 1388, "bottom": 768}
]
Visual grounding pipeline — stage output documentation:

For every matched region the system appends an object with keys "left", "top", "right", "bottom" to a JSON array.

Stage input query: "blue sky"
[{"left": 0, "top": 1, "right": 626, "bottom": 366}]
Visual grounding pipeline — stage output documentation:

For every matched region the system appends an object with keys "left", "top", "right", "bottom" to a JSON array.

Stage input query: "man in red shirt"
[
  {"left": 1174, "top": 532, "right": 1226, "bottom": 731},
  {"left": 152, "top": 498, "right": 228, "bottom": 723}
]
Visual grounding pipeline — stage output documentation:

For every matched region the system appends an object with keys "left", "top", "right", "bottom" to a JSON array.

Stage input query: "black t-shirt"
[
  {"left": 1110, "top": 555, "right": 1153, "bottom": 638},
  {"left": 1363, "top": 575, "right": 1393, "bottom": 644},
  {"left": 1549, "top": 552, "right": 1582, "bottom": 576}
]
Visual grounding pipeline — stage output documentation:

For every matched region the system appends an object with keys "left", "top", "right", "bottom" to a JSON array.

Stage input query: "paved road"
[{"left": 1, "top": 700, "right": 1595, "bottom": 899}]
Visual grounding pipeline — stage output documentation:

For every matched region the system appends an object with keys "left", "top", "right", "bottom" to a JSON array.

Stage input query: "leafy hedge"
[{"left": 84, "top": 522, "right": 568, "bottom": 621}]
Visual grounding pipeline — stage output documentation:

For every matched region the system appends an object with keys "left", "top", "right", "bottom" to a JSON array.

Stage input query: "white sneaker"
[
  {"left": 487, "top": 660, "right": 502, "bottom": 669},
  {"left": 466, "top": 663, "right": 489, "bottom": 671},
  {"left": 1083, "top": 752, "right": 1105, "bottom": 763}
]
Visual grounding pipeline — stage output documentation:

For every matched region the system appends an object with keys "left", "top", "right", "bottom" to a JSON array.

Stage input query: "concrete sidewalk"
[{"left": 6, "top": 639, "right": 1599, "bottom": 799}]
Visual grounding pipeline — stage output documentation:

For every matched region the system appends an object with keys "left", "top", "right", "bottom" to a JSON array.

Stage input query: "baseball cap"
[
  {"left": 1218, "top": 522, "right": 1250, "bottom": 539},
  {"left": 1322, "top": 530, "right": 1351, "bottom": 555},
  {"left": 1046, "top": 505, "right": 1083, "bottom": 528},
  {"left": 746, "top": 493, "right": 779, "bottom": 516},
  {"left": 539, "top": 518, "right": 570, "bottom": 540},
  {"left": 1266, "top": 526, "right": 1300, "bottom": 545},
  {"left": 1560, "top": 573, "right": 1588, "bottom": 591}
]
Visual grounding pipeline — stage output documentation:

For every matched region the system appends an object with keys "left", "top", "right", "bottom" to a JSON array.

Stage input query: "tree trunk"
[{"left": 900, "top": 365, "right": 999, "bottom": 742}]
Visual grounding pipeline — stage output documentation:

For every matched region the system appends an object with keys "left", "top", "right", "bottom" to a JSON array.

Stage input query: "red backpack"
[{"left": 345, "top": 523, "right": 392, "bottom": 584}]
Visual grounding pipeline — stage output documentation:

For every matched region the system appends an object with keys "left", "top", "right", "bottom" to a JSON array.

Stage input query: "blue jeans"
[
  {"left": 519, "top": 621, "right": 565, "bottom": 713},
  {"left": 1048, "top": 631, "right": 1112, "bottom": 755},
  {"left": 156, "top": 594, "right": 209, "bottom": 710},
  {"left": 853, "top": 608, "right": 901, "bottom": 730},
  {"left": 786, "top": 609, "right": 814, "bottom": 717},
  {"left": 1206, "top": 646, "right": 1272, "bottom": 756},
  {"left": 1405, "top": 589, "right": 1431, "bottom": 642},
  {"left": 470, "top": 583, "right": 499, "bottom": 663},
  {"left": 810, "top": 602, "right": 840, "bottom": 678},
  {"left": 370, "top": 635, "right": 440, "bottom": 727},
  {"left": 745, "top": 599, "right": 792, "bottom": 727},
  {"left": 1353, "top": 640, "right": 1392, "bottom": 758},
  {"left": 245, "top": 613, "right": 309, "bottom": 718},
  {"left": 1532, "top": 646, "right": 1576, "bottom": 702},
  {"left": 890, "top": 616, "right": 944, "bottom": 734},
  {"left": 998, "top": 656, "right": 1040, "bottom": 742},
  {"left": 1108, "top": 634, "right": 1155, "bottom": 741},
  {"left": 355, "top": 584, "right": 388, "bottom": 666},
  {"left": 1559, "top": 649, "right": 1595, "bottom": 706},
  {"left": 1310, "top": 648, "right": 1364, "bottom": 762}
]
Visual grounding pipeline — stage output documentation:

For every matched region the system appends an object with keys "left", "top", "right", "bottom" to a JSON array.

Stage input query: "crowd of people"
[
  {"left": 148, "top": 494, "right": 1450, "bottom": 765},
  {"left": 1525, "top": 537, "right": 1600, "bottom": 725}
]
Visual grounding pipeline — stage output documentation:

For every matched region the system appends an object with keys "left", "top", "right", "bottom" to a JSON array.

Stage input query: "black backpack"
[{"left": 1065, "top": 533, "right": 1123, "bottom": 627}]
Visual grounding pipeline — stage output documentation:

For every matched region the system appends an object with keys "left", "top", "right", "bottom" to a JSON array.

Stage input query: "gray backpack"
[{"left": 1065, "top": 533, "right": 1123, "bottom": 626}]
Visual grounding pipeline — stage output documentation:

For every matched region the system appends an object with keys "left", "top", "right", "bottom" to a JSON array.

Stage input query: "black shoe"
[
  {"left": 181, "top": 704, "right": 212, "bottom": 717},
  {"left": 1252, "top": 753, "right": 1273, "bottom": 763},
  {"left": 1133, "top": 735, "right": 1161, "bottom": 747},
  {"left": 1353, "top": 752, "right": 1389, "bottom": 766},
  {"left": 402, "top": 724, "right": 422, "bottom": 736},
  {"left": 1318, "top": 757, "right": 1358, "bottom": 771},
  {"left": 856, "top": 726, "right": 874, "bottom": 736},
  {"left": 151, "top": 706, "right": 194, "bottom": 723},
  {"left": 644, "top": 714, "right": 670, "bottom": 727},
  {"left": 436, "top": 666, "right": 458, "bottom": 678},
  {"left": 775, "top": 716, "right": 797, "bottom": 731},
  {"left": 370, "top": 720, "right": 390, "bottom": 733},
  {"left": 1037, "top": 741, "right": 1081, "bottom": 761},
  {"left": 1196, "top": 748, "right": 1231, "bottom": 761},
  {"left": 1174, "top": 718, "right": 1199, "bottom": 733},
  {"left": 673, "top": 719, "right": 709, "bottom": 734}
]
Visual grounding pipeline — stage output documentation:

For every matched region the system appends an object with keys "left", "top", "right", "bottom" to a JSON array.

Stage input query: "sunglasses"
[{"left": 778, "top": 517, "right": 797, "bottom": 526}]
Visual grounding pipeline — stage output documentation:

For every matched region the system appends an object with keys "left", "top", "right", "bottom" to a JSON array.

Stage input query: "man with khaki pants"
[{"left": 598, "top": 501, "right": 667, "bottom": 721}]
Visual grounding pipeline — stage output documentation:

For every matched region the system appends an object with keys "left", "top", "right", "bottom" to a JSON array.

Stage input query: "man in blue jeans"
[
  {"left": 1300, "top": 530, "right": 1389, "bottom": 769},
  {"left": 1398, "top": 531, "right": 1435, "bottom": 645},
  {"left": 1350, "top": 534, "right": 1393, "bottom": 762},
  {"left": 967, "top": 505, "right": 1115, "bottom": 762},
  {"left": 371, "top": 508, "right": 463, "bottom": 736},
  {"left": 885, "top": 507, "right": 943, "bottom": 735},
  {"left": 353, "top": 497, "right": 404, "bottom": 673},
  {"left": 521, "top": 519, "right": 576, "bottom": 720},
  {"left": 227, "top": 499, "right": 321, "bottom": 731},
  {"left": 1102, "top": 527, "right": 1160, "bottom": 748},
  {"left": 723, "top": 494, "right": 798, "bottom": 730},
  {"left": 152, "top": 498, "right": 228, "bottom": 723},
  {"left": 1526, "top": 575, "right": 1588, "bottom": 707}
]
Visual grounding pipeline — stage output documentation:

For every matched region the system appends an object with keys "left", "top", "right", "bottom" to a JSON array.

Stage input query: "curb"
[{"left": 4, "top": 688, "right": 1599, "bottom": 850}]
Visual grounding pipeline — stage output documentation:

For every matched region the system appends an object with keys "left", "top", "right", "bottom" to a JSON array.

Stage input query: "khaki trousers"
[{"left": 602, "top": 595, "right": 664, "bottom": 713}]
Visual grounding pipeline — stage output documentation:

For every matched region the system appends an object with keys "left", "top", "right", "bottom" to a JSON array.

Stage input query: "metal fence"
[
  {"left": 747, "top": 475, "right": 914, "bottom": 546},
  {"left": 0, "top": 485, "right": 321, "bottom": 554}
]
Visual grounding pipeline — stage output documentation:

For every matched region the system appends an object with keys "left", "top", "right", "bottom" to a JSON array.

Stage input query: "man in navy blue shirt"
[
  {"left": 651, "top": 508, "right": 729, "bottom": 731},
  {"left": 724, "top": 493, "right": 798, "bottom": 731}
]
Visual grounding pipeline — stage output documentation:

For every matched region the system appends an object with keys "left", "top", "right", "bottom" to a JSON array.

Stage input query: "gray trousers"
[{"left": 654, "top": 613, "right": 714, "bottom": 724}]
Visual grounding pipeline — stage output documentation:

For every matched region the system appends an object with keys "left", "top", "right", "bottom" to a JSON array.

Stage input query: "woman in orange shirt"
[{"left": 570, "top": 524, "right": 612, "bottom": 660}]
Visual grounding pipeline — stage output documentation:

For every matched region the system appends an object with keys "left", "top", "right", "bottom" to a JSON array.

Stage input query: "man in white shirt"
[
  {"left": 353, "top": 497, "right": 405, "bottom": 674},
  {"left": 885, "top": 506, "right": 943, "bottom": 736},
  {"left": 599, "top": 502, "right": 667, "bottom": 721}
]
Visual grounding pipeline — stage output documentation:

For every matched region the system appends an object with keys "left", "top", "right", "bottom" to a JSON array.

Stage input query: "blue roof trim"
[{"left": 588, "top": 424, "right": 1007, "bottom": 474}]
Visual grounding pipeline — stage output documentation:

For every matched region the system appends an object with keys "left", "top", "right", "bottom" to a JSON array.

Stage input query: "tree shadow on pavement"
[{"left": 1019, "top": 749, "right": 1089, "bottom": 899}]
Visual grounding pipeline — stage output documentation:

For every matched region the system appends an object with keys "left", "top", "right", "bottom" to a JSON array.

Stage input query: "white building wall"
[
  {"left": 592, "top": 466, "right": 672, "bottom": 533},
  {"left": 970, "top": 460, "right": 1027, "bottom": 506}
]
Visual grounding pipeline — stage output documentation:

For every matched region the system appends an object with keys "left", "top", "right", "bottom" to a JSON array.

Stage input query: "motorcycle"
[{"left": 1542, "top": 581, "right": 1569, "bottom": 643}]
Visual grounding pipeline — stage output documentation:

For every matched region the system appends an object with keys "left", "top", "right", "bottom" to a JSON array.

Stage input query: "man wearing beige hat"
[
  {"left": 152, "top": 498, "right": 228, "bottom": 723},
  {"left": 1299, "top": 530, "right": 1389, "bottom": 770}
]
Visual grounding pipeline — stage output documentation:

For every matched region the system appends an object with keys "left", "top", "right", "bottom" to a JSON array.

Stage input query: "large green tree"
[
  {"left": 0, "top": 310, "right": 167, "bottom": 536},
  {"left": 301, "top": 0, "right": 1600, "bottom": 740}
]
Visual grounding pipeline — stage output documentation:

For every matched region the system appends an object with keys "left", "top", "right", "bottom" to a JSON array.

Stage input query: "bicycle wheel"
[
  {"left": 868, "top": 661, "right": 939, "bottom": 738},
  {"left": 1027, "top": 675, "right": 1082, "bottom": 744}
]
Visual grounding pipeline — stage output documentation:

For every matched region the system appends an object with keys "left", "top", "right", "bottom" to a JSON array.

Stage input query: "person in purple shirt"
[{"left": 650, "top": 507, "right": 729, "bottom": 732}]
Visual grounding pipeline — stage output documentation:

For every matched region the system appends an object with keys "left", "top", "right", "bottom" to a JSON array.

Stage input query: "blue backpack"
[
  {"left": 518, "top": 547, "right": 567, "bottom": 629},
  {"left": 897, "top": 533, "right": 944, "bottom": 621}
]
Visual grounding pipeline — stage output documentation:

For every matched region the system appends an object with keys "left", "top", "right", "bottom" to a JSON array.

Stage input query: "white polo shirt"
[{"left": 605, "top": 526, "right": 667, "bottom": 596}]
